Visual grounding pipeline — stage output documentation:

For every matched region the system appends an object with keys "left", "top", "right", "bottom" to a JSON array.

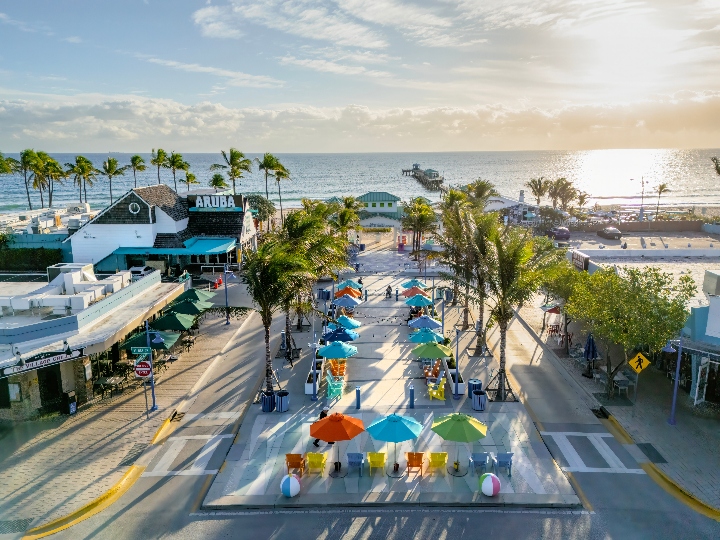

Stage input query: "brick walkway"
[
  {"left": 0, "top": 314, "right": 247, "bottom": 528},
  {"left": 518, "top": 297, "right": 720, "bottom": 509}
]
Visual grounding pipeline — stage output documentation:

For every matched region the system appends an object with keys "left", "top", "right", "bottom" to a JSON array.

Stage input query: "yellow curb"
[
  {"left": 22, "top": 465, "right": 146, "bottom": 539},
  {"left": 641, "top": 462, "right": 720, "bottom": 522},
  {"left": 150, "top": 417, "right": 173, "bottom": 444},
  {"left": 601, "top": 416, "right": 633, "bottom": 444},
  {"left": 565, "top": 472, "right": 593, "bottom": 512}
]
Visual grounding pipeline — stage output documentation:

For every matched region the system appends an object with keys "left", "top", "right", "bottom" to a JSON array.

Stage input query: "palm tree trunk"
[
  {"left": 264, "top": 321, "right": 273, "bottom": 393},
  {"left": 133, "top": 169, "right": 137, "bottom": 188},
  {"left": 285, "top": 310, "right": 293, "bottom": 366},
  {"left": 23, "top": 171, "right": 33, "bottom": 210},
  {"left": 462, "top": 282, "right": 469, "bottom": 330},
  {"left": 39, "top": 186, "right": 44, "bottom": 208},
  {"left": 83, "top": 179, "right": 88, "bottom": 203},
  {"left": 278, "top": 182, "right": 284, "bottom": 225},
  {"left": 451, "top": 279, "right": 458, "bottom": 306},
  {"left": 172, "top": 171, "right": 177, "bottom": 192},
  {"left": 498, "top": 319, "right": 508, "bottom": 401},
  {"left": 48, "top": 179, "right": 53, "bottom": 208},
  {"left": 475, "top": 292, "right": 484, "bottom": 349},
  {"left": 78, "top": 180, "right": 82, "bottom": 203},
  {"left": 157, "top": 165, "right": 161, "bottom": 185},
  {"left": 656, "top": 194, "right": 661, "bottom": 221},
  {"left": 232, "top": 178, "right": 236, "bottom": 195}
]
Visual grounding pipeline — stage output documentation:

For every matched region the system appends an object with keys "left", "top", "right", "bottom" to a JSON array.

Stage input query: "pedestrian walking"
[{"left": 313, "top": 406, "right": 334, "bottom": 446}]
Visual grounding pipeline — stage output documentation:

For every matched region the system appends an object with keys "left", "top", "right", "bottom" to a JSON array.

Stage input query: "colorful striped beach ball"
[
  {"left": 479, "top": 472, "right": 501, "bottom": 497},
  {"left": 280, "top": 474, "right": 301, "bottom": 497}
]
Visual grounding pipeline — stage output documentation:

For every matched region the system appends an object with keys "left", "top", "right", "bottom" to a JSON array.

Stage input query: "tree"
[
  {"left": 526, "top": 177, "right": 549, "bottom": 206},
  {"left": 547, "top": 178, "right": 564, "bottom": 209},
  {"left": 129, "top": 155, "right": 146, "bottom": 188},
  {"left": 486, "top": 227, "right": 563, "bottom": 400},
  {"left": 437, "top": 189, "right": 469, "bottom": 306},
  {"left": 538, "top": 260, "right": 587, "bottom": 352},
  {"left": 558, "top": 180, "right": 577, "bottom": 211},
  {"left": 209, "top": 173, "right": 229, "bottom": 192},
  {"left": 655, "top": 183, "right": 670, "bottom": 220},
  {"left": 247, "top": 194, "right": 276, "bottom": 223},
  {"left": 712, "top": 157, "right": 720, "bottom": 177},
  {"left": 100, "top": 157, "right": 128, "bottom": 204},
  {"left": 150, "top": 148, "right": 168, "bottom": 185},
  {"left": 255, "top": 153, "right": 283, "bottom": 200},
  {"left": 274, "top": 166, "right": 290, "bottom": 225},
  {"left": 211, "top": 148, "right": 252, "bottom": 195},
  {"left": 465, "top": 179, "right": 499, "bottom": 210},
  {"left": 180, "top": 170, "right": 199, "bottom": 191},
  {"left": 30, "top": 152, "right": 63, "bottom": 208},
  {"left": 240, "top": 241, "right": 311, "bottom": 393},
  {"left": 16, "top": 150, "right": 38, "bottom": 210},
  {"left": 166, "top": 151, "right": 185, "bottom": 193},
  {"left": 328, "top": 197, "right": 362, "bottom": 238},
  {"left": 44, "top": 156, "right": 66, "bottom": 208},
  {"left": 401, "top": 198, "right": 436, "bottom": 259},
  {"left": 0, "top": 152, "right": 11, "bottom": 174},
  {"left": 576, "top": 191, "right": 589, "bottom": 210},
  {"left": 65, "top": 156, "right": 98, "bottom": 204},
  {"left": 565, "top": 266, "right": 695, "bottom": 398}
]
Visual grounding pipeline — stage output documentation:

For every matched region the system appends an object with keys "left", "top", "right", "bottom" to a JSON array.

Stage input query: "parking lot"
[{"left": 561, "top": 230, "right": 720, "bottom": 251}]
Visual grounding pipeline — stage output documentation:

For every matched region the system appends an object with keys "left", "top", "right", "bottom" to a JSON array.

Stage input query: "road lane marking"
[
  {"left": 142, "top": 470, "right": 219, "bottom": 477},
  {"left": 190, "top": 436, "right": 226, "bottom": 472},
  {"left": 152, "top": 439, "right": 186, "bottom": 473},
  {"left": 167, "top": 434, "right": 235, "bottom": 440},
  {"left": 587, "top": 434, "right": 626, "bottom": 470},
  {"left": 545, "top": 433, "right": 585, "bottom": 469},
  {"left": 562, "top": 467, "right": 645, "bottom": 474}
]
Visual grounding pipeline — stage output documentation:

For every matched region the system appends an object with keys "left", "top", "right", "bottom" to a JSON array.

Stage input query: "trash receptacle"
[
  {"left": 444, "top": 289, "right": 454, "bottom": 302},
  {"left": 398, "top": 243, "right": 404, "bottom": 251},
  {"left": 62, "top": 391, "right": 77, "bottom": 415},
  {"left": 260, "top": 391, "right": 276, "bottom": 412},
  {"left": 276, "top": 390, "right": 290, "bottom": 413},
  {"left": 359, "top": 243, "right": 366, "bottom": 251},
  {"left": 472, "top": 390, "right": 487, "bottom": 412},
  {"left": 468, "top": 379, "right": 482, "bottom": 397}
]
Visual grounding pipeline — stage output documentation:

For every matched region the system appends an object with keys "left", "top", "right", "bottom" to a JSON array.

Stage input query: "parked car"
[
  {"left": 547, "top": 227, "right": 570, "bottom": 240},
  {"left": 129, "top": 266, "right": 154, "bottom": 280},
  {"left": 597, "top": 227, "right": 622, "bottom": 240}
]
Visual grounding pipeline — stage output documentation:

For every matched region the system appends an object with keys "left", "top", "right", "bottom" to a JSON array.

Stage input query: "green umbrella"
[
  {"left": 166, "top": 300, "right": 213, "bottom": 316},
  {"left": 150, "top": 312, "right": 196, "bottom": 332},
  {"left": 175, "top": 288, "right": 216, "bottom": 303},
  {"left": 431, "top": 413, "right": 487, "bottom": 469},
  {"left": 121, "top": 330, "right": 180, "bottom": 351},
  {"left": 411, "top": 342, "right": 451, "bottom": 359}
]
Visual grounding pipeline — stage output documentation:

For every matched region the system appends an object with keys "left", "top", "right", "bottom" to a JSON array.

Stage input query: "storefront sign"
[
  {"left": 188, "top": 195, "right": 243, "bottom": 212},
  {"left": 2, "top": 347, "right": 85, "bottom": 377},
  {"left": 572, "top": 251, "right": 590, "bottom": 272}
]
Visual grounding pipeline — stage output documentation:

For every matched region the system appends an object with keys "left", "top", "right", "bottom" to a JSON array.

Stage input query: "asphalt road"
[{"left": 47, "top": 303, "right": 720, "bottom": 540}]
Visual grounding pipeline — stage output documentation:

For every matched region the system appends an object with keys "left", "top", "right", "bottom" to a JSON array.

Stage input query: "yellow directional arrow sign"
[{"left": 628, "top": 352, "right": 651, "bottom": 374}]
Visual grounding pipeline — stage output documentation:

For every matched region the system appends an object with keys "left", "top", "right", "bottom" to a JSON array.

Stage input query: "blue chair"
[
  {"left": 468, "top": 452, "right": 490, "bottom": 475},
  {"left": 494, "top": 452, "right": 514, "bottom": 477},
  {"left": 347, "top": 452, "right": 365, "bottom": 476}
]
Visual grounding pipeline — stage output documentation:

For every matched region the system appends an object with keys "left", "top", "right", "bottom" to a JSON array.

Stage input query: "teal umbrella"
[
  {"left": 405, "top": 294, "right": 433, "bottom": 307},
  {"left": 402, "top": 279, "right": 428, "bottom": 289},
  {"left": 337, "top": 315, "right": 362, "bottom": 329},
  {"left": 366, "top": 413, "right": 423, "bottom": 468},
  {"left": 408, "top": 328, "right": 444, "bottom": 343},
  {"left": 337, "top": 279, "right": 361, "bottom": 290},
  {"left": 318, "top": 341, "right": 358, "bottom": 358}
]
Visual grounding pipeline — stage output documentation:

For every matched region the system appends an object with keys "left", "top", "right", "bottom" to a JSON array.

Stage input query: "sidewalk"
[
  {"left": 518, "top": 297, "right": 720, "bottom": 510},
  {"left": 0, "top": 311, "right": 248, "bottom": 529},
  {"left": 204, "top": 274, "right": 579, "bottom": 509}
]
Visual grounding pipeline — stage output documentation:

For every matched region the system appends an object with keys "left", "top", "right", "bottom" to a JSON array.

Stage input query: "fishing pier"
[{"left": 402, "top": 164, "right": 446, "bottom": 192}]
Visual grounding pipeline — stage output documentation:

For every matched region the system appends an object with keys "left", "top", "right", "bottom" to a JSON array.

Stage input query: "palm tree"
[
  {"left": 44, "top": 156, "right": 65, "bottom": 208},
  {"left": 100, "top": 157, "right": 128, "bottom": 204},
  {"left": 211, "top": 148, "right": 252, "bottom": 195},
  {"left": 486, "top": 227, "right": 562, "bottom": 401},
  {"left": 465, "top": 179, "right": 499, "bottom": 210},
  {"left": 547, "top": 178, "right": 565, "bottom": 209},
  {"left": 150, "top": 148, "right": 168, "bottom": 185},
  {"left": 466, "top": 212, "right": 499, "bottom": 347},
  {"left": 30, "top": 152, "right": 62, "bottom": 208},
  {"left": 130, "top": 155, "right": 146, "bottom": 188},
  {"left": 247, "top": 195, "right": 275, "bottom": 225},
  {"left": 166, "top": 152, "right": 185, "bottom": 192},
  {"left": 655, "top": 183, "right": 670, "bottom": 220},
  {"left": 241, "top": 241, "right": 311, "bottom": 394},
  {"left": 525, "top": 177, "right": 549, "bottom": 206},
  {"left": 180, "top": 171, "right": 200, "bottom": 191},
  {"left": 274, "top": 166, "right": 290, "bottom": 225},
  {"left": 0, "top": 152, "right": 11, "bottom": 174},
  {"left": 255, "top": 153, "right": 283, "bottom": 200},
  {"left": 712, "top": 157, "right": 720, "bottom": 177},
  {"left": 558, "top": 179, "right": 577, "bottom": 211},
  {"left": 401, "top": 198, "right": 437, "bottom": 258},
  {"left": 576, "top": 191, "right": 589, "bottom": 210},
  {"left": 15, "top": 150, "right": 38, "bottom": 210},
  {"left": 209, "top": 173, "right": 229, "bottom": 192},
  {"left": 65, "top": 156, "right": 98, "bottom": 204}
]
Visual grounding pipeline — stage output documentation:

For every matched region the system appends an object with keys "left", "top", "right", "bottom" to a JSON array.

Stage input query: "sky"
[{"left": 0, "top": 0, "right": 719, "bottom": 152}]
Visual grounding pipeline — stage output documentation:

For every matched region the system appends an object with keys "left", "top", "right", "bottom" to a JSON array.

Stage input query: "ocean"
[{"left": 2, "top": 148, "right": 719, "bottom": 213}]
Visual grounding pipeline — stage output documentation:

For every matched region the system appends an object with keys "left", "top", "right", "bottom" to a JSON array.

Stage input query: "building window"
[
  {"left": 388, "top": 203, "right": 393, "bottom": 207},
  {"left": 380, "top": 203, "right": 385, "bottom": 207},
  {"left": 0, "top": 379, "right": 10, "bottom": 409},
  {"left": 364, "top": 202, "right": 368, "bottom": 207},
  {"left": 372, "top": 203, "right": 376, "bottom": 207}
]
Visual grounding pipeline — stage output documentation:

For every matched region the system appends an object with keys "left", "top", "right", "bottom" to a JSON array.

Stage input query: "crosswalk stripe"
[
  {"left": 561, "top": 467, "right": 645, "bottom": 474},
  {"left": 588, "top": 434, "right": 626, "bottom": 469},
  {"left": 168, "top": 434, "right": 234, "bottom": 440},
  {"left": 542, "top": 431, "right": 646, "bottom": 475},
  {"left": 546, "top": 433, "right": 585, "bottom": 469}
]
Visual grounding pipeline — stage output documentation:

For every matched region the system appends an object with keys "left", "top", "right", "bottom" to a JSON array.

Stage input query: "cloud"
[
  {"left": 279, "top": 56, "right": 391, "bottom": 78},
  {"left": 192, "top": 6, "right": 244, "bottom": 39},
  {"left": 138, "top": 56, "right": 284, "bottom": 88},
  {"left": 0, "top": 11, "right": 52, "bottom": 34},
  {"left": 2, "top": 92, "right": 719, "bottom": 152},
  {"left": 63, "top": 36, "right": 82, "bottom": 43}
]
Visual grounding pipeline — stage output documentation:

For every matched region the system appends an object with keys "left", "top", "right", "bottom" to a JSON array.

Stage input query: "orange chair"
[
  {"left": 406, "top": 452, "right": 424, "bottom": 477},
  {"left": 285, "top": 453, "right": 306, "bottom": 478}
]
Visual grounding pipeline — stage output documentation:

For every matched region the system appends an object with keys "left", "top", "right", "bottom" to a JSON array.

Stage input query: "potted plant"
[
  {"left": 447, "top": 369, "right": 465, "bottom": 395},
  {"left": 305, "top": 370, "right": 323, "bottom": 395}
]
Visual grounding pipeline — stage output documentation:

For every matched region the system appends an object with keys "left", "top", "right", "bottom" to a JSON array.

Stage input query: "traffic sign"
[
  {"left": 131, "top": 347, "right": 152, "bottom": 355},
  {"left": 628, "top": 352, "right": 650, "bottom": 374},
  {"left": 135, "top": 360, "right": 152, "bottom": 378}
]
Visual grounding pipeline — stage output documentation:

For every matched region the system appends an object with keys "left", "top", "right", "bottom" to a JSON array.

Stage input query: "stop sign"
[{"left": 135, "top": 360, "right": 152, "bottom": 378}]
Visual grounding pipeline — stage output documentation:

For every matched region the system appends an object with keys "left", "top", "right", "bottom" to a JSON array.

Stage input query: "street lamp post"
[
  {"left": 664, "top": 336, "right": 684, "bottom": 426},
  {"left": 223, "top": 263, "right": 236, "bottom": 325},
  {"left": 145, "top": 320, "right": 164, "bottom": 412},
  {"left": 454, "top": 328, "right": 461, "bottom": 399}
]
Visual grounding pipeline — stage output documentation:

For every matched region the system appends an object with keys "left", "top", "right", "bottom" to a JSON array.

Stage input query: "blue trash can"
[
  {"left": 472, "top": 390, "right": 487, "bottom": 412},
  {"left": 444, "top": 289, "right": 454, "bottom": 302},
  {"left": 359, "top": 244, "right": 366, "bottom": 251},
  {"left": 261, "top": 391, "right": 276, "bottom": 412},
  {"left": 276, "top": 390, "right": 289, "bottom": 413},
  {"left": 468, "top": 379, "right": 482, "bottom": 397}
]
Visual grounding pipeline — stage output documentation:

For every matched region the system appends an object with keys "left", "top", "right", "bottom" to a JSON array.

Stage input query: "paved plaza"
[{"left": 204, "top": 275, "right": 579, "bottom": 509}]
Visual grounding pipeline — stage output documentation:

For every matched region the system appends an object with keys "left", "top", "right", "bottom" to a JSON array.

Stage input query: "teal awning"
[{"left": 112, "top": 237, "right": 236, "bottom": 256}]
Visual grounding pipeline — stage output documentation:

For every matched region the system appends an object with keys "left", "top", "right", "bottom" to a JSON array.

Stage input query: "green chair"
[{"left": 326, "top": 374, "right": 344, "bottom": 399}]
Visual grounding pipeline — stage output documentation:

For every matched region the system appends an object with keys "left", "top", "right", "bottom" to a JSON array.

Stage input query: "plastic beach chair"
[
  {"left": 428, "top": 452, "right": 448, "bottom": 475},
  {"left": 428, "top": 377, "right": 446, "bottom": 401},
  {"left": 306, "top": 452, "right": 328, "bottom": 476},
  {"left": 285, "top": 453, "right": 306, "bottom": 478},
  {"left": 494, "top": 452, "right": 514, "bottom": 477},
  {"left": 368, "top": 452, "right": 386, "bottom": 475},
  {"left": 469, "top": 452, "right": 490, "bottom": 475},
  {"left": 406, "top": 452, "right": 424, "bottom": 476},
  {"left": 326, "top": 374, "right": 344, "bottom": 398},
  {"left": 347, "top": 453, "right": 364, "bottom": 476}
]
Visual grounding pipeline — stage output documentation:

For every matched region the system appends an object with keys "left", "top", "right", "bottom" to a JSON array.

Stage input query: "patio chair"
[
  {"left": 347, "top": 452, "right": 364, "bottom": 477},
  {"left": 468, "top": 452, "right": 490, "bottom": 475},
  {"left": 326, "top": 375, "right": 344, "bottom": 399},
  {"left": 423, "top": 361, "right": 441, "bottom": 382},
  {"left": 494, "top": 452, "right": 514, "bottom": 477},
  {"left": 368, "top": 452, "right": 386, "bottom": 475},
  {"left": 406, "top": 452, "right": 424, "bottom": 476},
  {"left": 428, "top": 452, "right": 448, "bottom": 475},
  {"left": 428, "top": 377, "right": 446, "bottom": 401},
  {"left": 285, "top": 453, "right": 306, "bottom": 478},
  {"left": 427, "top": 369, "right": 445, "bottom": 386},
  {"left": 306, "top": 452, "right": 328, "bottom": 476}
]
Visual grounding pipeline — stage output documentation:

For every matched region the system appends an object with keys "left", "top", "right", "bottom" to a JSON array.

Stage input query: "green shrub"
[{"left": 0, "top": 247, "right": 62, "bottom": 272}]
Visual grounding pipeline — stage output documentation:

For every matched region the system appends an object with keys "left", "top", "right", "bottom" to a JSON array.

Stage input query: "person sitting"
[{"left": 386, "top": 285, "right": 392, "bottom": 298}]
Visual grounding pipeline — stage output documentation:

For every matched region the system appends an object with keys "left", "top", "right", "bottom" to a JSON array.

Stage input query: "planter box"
[
  {"left": 305, "top": 370, "right": 323, "bottom": 395},
  {"left": 447, "top": 369, "right": 466, "bottom": 395}
]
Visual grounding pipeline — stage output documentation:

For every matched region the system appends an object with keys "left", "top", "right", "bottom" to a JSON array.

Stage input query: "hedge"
[{"left": 0, "top": 247, "right": 63, "bottom": 272}]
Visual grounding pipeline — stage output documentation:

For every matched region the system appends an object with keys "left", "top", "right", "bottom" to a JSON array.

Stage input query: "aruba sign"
[{"left": 188, "top": 194, "right": 243, "bottom": 212}]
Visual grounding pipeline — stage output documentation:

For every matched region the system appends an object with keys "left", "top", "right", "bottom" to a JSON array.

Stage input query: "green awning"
[{"left": 150, "top": 312, "right": 196, "bottom": 331}]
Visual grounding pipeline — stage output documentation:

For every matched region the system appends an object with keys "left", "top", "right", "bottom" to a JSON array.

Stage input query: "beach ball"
[
  {"left": 280, "top": 474, "right": 301, "bottom": 497},
  {"left": 480, "top": 473, "right": 501, "bottom": 497}
]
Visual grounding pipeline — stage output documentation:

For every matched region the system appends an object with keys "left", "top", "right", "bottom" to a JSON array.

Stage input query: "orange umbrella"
[
  {"left": 402, "top": 286, "right": 429, "bottom": 298},
  {"left": 310, "top": 413, "right": 365, "bottom": 474},
  {"left": 335, "top": 287, "right": 361, "bottom": 299}
]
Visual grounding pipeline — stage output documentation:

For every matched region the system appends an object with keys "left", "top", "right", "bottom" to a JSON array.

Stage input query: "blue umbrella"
[
  {"left": 318, "top": 341, "right": 358, "bottom": 358},
  {"left": 337, "top": 315, "right": 362, "bottom": 329},
  {"left": 366, "top": 413, "right": 423, "bottom": 467},
  {"left": 408, "top": 315, "right": 442, "bottom": 330},
  {"left": 334, "top": 294, "right": 362, "bottom": 308},
  {"left": 402, "top": 279, "right": 428, "bottom": 289},
  {"left": 323, "top": 327, "right": 359, "bottom": 342},
  {"left": 408, "top": 328, "right": 444, "bottom": 343},
  {"left": 337, "top": 279, "right": 361, "bottom": 290},
  {"left": 405, "top": 294, "right": 434, "bottom": 307}
]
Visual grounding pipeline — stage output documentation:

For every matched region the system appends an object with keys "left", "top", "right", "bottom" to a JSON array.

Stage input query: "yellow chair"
[
  {"left": 428, "top": 452, "right": 448, "bottom": 475},
  {"left": 428, "top": 378, "right": 446, "bottom": 401},
  {"left": 306, "top": 452, "right": 328, "bottom": 476},
  {"left": 368, "top": 452, "right": 386, "bottom": 475}
]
